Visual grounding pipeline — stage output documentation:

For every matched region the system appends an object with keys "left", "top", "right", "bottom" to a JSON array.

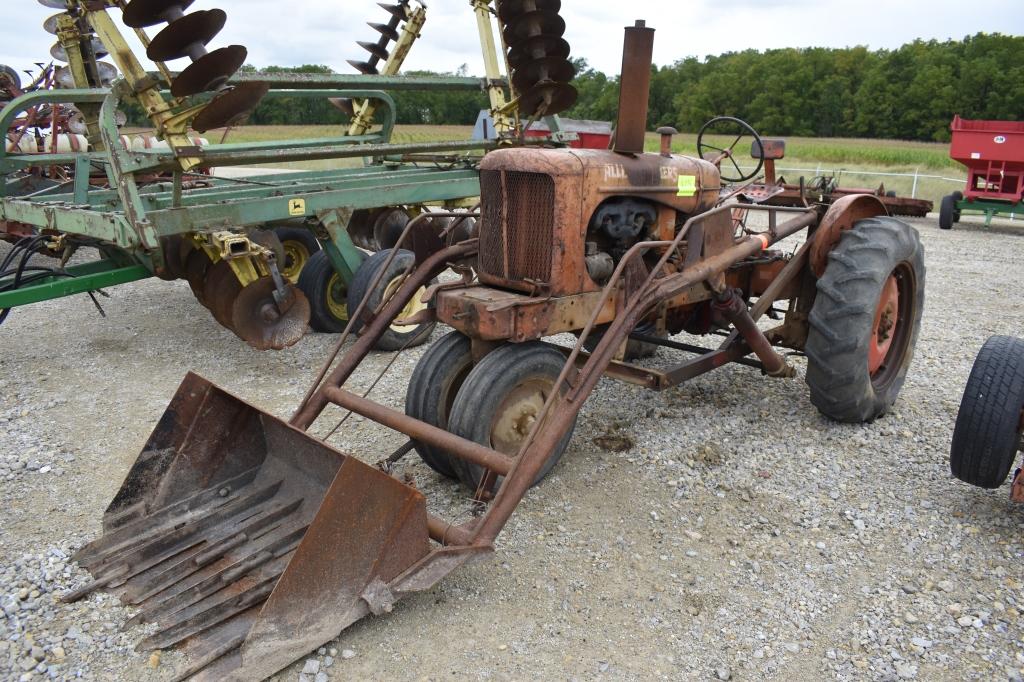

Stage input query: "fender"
[{"left": 809, "top": 194, "right": 888, "bottom": 277}]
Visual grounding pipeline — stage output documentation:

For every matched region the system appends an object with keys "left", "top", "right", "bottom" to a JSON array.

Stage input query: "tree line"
[
  {"left": 568, "top": 33, "right": 1023, "bottom": 142},
  {"left": 236, "top": 64, "right": 487, "bottom": 127},
  {"left": 122, "top": 33, "right": 1021, "bottom": 142}
]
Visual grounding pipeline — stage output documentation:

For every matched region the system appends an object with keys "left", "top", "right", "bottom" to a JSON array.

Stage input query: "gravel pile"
[{"left": 1, "top": 215, "right": 1024, "bottom": 681}]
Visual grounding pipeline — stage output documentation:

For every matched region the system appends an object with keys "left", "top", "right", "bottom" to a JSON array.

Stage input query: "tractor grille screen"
[{"left": 479, "top": 170, "right": 555, "bottom": 285}]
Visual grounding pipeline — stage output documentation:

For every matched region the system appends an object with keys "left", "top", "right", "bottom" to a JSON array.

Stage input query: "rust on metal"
[
  {"left": 1012, "top": 468, "right": 1024, "bottom": 503},
  {"left": 64, "top": 15, "right": 928, "bottom": 682},
  {"left": 612, "top": 20, "right": 655, "bottom": 155},
  {"left": 809, "top": 194, "right": 888, "bottom": 277}
]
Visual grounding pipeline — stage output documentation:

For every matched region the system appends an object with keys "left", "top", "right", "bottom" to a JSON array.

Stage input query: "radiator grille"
[{"left": 478, "top": 170, "right": 555, "bottom": 285}]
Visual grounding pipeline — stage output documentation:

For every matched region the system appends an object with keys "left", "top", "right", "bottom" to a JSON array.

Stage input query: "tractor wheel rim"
[
  {"left": 382, "top": 275, "right": 428, "bottom": 333},
  {"left": 490, "top": 379, "right": 550, "bottom": 455},
  {"left": 280, "top": 241, "right": 310, "bottom": 282},
  {"left": 869, "top": 263, "right": 915, "bottom": 389},
  {"left": 326, "top": 272, "right": 348, "bottom": 321},
  {"left": 869, "top": 274, "right": 900, "bottom": 375}
]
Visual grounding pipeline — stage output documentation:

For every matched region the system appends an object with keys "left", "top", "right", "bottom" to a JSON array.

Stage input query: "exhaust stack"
[{"left": 613, "top": 20, "right": 655, "bottom": 155}]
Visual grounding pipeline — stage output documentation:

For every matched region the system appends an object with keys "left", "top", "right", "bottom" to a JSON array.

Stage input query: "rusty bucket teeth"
[
  {"left": 68, "top": 373, "right": 435, "bottom": 682},
  {"left": 369, "top": 21, "right": 400, "bottom": 42},
  {"left": 122, "top": 0, "right": 197, "bottom": 29}
]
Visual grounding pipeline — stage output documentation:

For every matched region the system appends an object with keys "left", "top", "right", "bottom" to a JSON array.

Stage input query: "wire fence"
[
  {"left": 738, "top": 164, "right": 965, "bottom": 199},
  {"left": 735, "top": 164, "right": 1024, "bottom": 221}
]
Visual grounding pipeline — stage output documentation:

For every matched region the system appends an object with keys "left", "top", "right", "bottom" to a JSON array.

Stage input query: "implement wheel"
[
  {"left": 272, "top": 226, "right": 321, "bottom": 282},
  {"left": 805, "top": 217, "right": 925, "bottom": 423},
  {"left": 347, "top": 249, "right": 436, "bottom": 352},
  {"left": 298, "top": 250, "right": 366, "bottom": 333},
  {"left": 951, "top": 336, "right": 1024, "bottom": 488},
  {"left": 447, "top": 342, "right": 577, "bottom": 492},
  {"left": 939, "top": 195, "right": 957, "bottom": 230},
  {"left": 405, "top": 331, "right": 474, "bottom": 479}
]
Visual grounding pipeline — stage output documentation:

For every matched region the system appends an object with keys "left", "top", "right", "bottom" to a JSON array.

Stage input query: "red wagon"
[{"left": 940, "top": 116, "right": 1024, "bottom": 229}]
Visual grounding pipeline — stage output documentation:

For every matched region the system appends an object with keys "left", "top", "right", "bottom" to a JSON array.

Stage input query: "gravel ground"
[{"left": 2, "top": 214, "right": 1024, "bottom": 682}]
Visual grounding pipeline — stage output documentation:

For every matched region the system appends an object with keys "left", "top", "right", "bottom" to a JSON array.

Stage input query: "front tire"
[
  {"left": 405, "top": 331, "right": 474, "bottom": 479},
  {"left": 298, "top": 250, "right": 366, "bottom": 333},
  {"left": 950, "top": 336, "right": 1024, "bottom": 488},
  {"left": 805, "top": 217, "right": 925, "bottom": 423},
  {"left": 272, "top": 226, "right": 321, "bottom": 282},
  {"left": 447, "top": 342, "right": 577, "bottom": 491},
  {"left": 347, "top": 249, "right": 436, "bottom": 351}
]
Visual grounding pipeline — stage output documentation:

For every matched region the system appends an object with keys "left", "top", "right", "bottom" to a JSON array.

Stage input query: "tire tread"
[{"left": 950, "top": 336, "right": 1024, "bottom": 488}]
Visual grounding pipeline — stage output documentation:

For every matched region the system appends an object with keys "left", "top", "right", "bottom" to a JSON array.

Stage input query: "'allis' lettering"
[
  {"left": 603, "top": 164, "right": 680, "bottom": 184},
  {"left": 603, "top": 164, "right": 627, "bottom": 180}
]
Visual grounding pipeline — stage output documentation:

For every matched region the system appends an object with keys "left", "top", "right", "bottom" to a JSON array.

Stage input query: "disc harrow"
[
  {"left": 41, "top": 6, "right": 120, "bottom": 90},
  {"left": 120, "top": 0, "right": 267, "bottom": 131},
  {"left": 498, "top": 0, "right": 577, "bottom": 117}
]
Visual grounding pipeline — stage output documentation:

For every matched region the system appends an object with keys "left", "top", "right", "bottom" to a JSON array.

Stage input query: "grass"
[
  {"left": 649, "top": 132, "right": 964, "bottom": 206},
  {"left": 126, "top": 124, "right": 965, "bottom": 206},
  {"left": 649, "top": 132, "right": 958, "bottom": 171}
]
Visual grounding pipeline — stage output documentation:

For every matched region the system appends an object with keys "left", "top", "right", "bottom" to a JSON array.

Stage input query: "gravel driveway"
[{"left": 1, "top": 215, "right": 1023, "bottom": 682}]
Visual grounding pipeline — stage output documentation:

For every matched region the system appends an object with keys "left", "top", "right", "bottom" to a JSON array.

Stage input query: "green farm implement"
[
  {"left": 0, "top": 80, "right": 491, "bottom": 348},
  {"left": 1, "top": 0, "right": 577, "bottom": 349}
]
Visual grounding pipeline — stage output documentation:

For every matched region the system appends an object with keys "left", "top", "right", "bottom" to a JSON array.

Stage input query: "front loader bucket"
[{"left": 68, "top": 372, "right": 433, "bottom": 681}]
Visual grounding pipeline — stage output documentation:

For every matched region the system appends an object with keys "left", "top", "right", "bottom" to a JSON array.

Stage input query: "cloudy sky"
[{"left": 2, "top": 0, "right": 1022, "bottom": 82}]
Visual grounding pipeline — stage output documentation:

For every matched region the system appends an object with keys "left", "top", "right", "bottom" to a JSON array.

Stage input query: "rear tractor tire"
[
  {"left": 805, "top": 217, "right": 925, "bottom": 423},
  {"left": 347, "top": 249, "right": 436, "bottom": 351},
  {"left": 298, "top": 250, "right": 366, "bottom": 334},
  {"left": 447, "top": 342, "right": 578, "bottom": 492},
  {"left": 950, "top": 336, "right": 1024, "bottom": 488},
  {"left": 405, "top": 331, "right": 474, "bottom": 479}
]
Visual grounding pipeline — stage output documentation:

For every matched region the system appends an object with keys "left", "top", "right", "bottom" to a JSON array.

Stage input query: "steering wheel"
[{"left": 696, "top": 116, "right": 764, "bottom": 184}]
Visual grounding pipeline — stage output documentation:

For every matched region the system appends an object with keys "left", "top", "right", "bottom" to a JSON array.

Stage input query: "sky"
[{"left": 2, "top": 0, "right": 1022, "bottom": 84}]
